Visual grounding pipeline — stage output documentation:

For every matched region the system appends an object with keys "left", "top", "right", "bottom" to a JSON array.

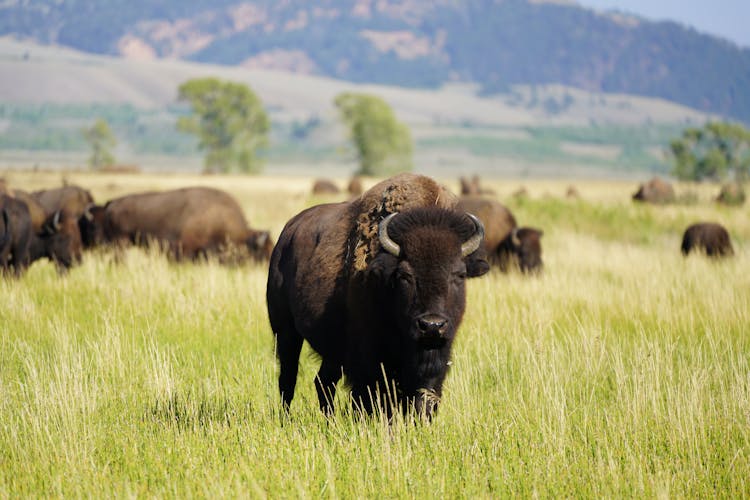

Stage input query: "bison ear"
[
  {"left": 466, "top": 256, "right": 489, "bottom": 278},
  {"left": 366, "top": 252, "right": 397, "bottom": 284},
  {"left": 42, "top": 210, "right": 63, "bottom": 235}
]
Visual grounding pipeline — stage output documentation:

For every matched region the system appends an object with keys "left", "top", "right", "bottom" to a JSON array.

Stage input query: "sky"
[{"left": 575, "top": 0, "right": 750, "bottom": 48}]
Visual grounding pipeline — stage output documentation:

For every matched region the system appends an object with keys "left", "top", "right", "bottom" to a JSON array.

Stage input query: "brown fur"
[
  {"left": 99, "top": 187, "right": 273, "bottom": 262},
  {"left": 681, "top": 222, "right": 734, "bottom": 258},
  {"left": 632, "top": 177, "right": 675, "bottom": 204},
  {"left": 11, "top": 190, "right": 47, "bottom": 232},
  {"left": 351, "top": 173, "right": 457, "bottom": 271},
  {"left": 32, "top": 185, "right": 95, "bottom": 219}
]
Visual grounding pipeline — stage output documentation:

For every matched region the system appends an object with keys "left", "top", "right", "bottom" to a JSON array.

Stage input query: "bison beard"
[{"left": 267, "top": 204, "right": 489, "bottom": 420}]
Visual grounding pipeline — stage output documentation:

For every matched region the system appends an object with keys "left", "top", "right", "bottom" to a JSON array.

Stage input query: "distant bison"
[
  {"left": 459, "top": 175, "right": 495, "bottom": 196},
  {"left": 632, "top": 177, "right": 675, "bottom": 204},
  {"left": 566, "top": 185, "right": 580, "bottom": 199},
  {"left": 681, "top": 222, "right": 734, "bottom": 258},
  {"left": 267, "top": 173, "right": 489, "bottom": 419},
  {"left": 716, "top": 183, "right": 745, "bottom": 206},
  {"left": 85, "top": 187, "right": 273, "bottom": 262},
  {"left": 457, "top": 197, "right": 543, "bottom": 273},
  {"left": 311, "top": 179, "right": 340, "bottom": 195},
  {"left": 347, "top": 176, "right": 364, "bottom": 196}
]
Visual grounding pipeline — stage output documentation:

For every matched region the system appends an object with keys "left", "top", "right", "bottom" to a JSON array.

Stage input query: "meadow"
[{"left": 1, "top": 171, "right": 749, "bottom": 497}]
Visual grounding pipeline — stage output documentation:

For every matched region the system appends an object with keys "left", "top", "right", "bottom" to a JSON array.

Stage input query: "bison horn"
[
  {"left": 378, "top": 212, "right": 401, "bottom": 257},
  {"left": 461, "top": 213, "right": 484, "bottom": 257},
  {"left": 511, "top": 228, "right": 521, "bottom": 247},
  {"left": 83, "top": 203, "right": 94, "bottom": 221},
  {"left": 52, "top": 210, "right": 62, "bottom": 231}
]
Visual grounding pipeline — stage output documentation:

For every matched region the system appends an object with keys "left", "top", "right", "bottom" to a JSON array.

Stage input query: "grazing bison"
[
  {"left": 90, "top": 187, "right": 273, "bottom": 262},
  {"left": 456, "top": 197, "right": 543, "bottom": 273},
  {"left": 311, "top": 179, "right": 340, "bottom": 195},
  {"left": 0, "top": 194, "right": 77, "bottom": 275},
  {"left": 716, "top": 183, "right": 745, "bottom": 206},
  {"left": 681, "top": 222, "right": 734, "bottom": 258},
  {"left": 566, "top": 185, "right": 580, "bottom": 199},
  {"left": 632, "top": 177, "right": 675, "bottom": 204},
  {"left": 347, "top": 176, "right": 364, "bottom": 196},
  {"left": 267, "top": 174, "right": 489, "bottom": 419}
]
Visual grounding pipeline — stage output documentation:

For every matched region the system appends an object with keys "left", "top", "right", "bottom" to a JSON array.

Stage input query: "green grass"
[{"left": 1, "top": 177, "right": 749, "bottom": 496}]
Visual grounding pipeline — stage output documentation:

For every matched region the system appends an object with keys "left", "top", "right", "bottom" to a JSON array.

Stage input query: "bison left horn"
[
  {"left": 378, "top": 212, "right": 401, "bottom": 256},
  {"left": 461, "top": 213, "right": 484, "bottom": 257},
  {"left": 52, "top": 210, "right": 62, "bottom": 231}
]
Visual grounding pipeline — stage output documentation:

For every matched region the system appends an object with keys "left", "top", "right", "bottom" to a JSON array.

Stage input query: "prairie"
[{"left": 1, "top": 171, "right": 748, "bottom": 497}]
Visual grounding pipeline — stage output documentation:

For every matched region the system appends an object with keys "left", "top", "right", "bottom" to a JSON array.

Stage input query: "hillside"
[
  {"left": 1, "top": 0, "right": 749, "bottom": 122},
  {"left": 0, "top": 38, "right": 709, "bottom": 176}
]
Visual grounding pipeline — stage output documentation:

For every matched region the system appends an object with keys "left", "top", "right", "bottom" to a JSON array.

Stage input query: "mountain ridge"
[{"left": 1, "top": 0, "right": 749, "bottom": 123}]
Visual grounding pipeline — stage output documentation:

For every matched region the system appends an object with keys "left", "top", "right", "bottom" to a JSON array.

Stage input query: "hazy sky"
[{"left": 575, "top": 0, "right": 750, "bottom": 48}]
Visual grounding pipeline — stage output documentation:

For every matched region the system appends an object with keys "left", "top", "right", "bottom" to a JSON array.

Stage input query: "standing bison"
[
  {"left": 267, "top": 174, "right": 489, "bottom": 418},
  {"left": 84, "top": 187, "right": 273, "bottom": 262},
  {"left": 456, "top": 197, "right": 543, "bottom": 273},
  {"left": 681, "top": 222, "right": 734, "bottom": 258}
]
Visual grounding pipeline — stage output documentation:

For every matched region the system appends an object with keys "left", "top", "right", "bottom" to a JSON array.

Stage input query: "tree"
[
  {"left": 334, "top": 93, "right": 413, "bottom": 176},
  {"left": 669, "top": 121, "right": 750, "bottom": 182},
  {"left": 82, "top": 118, "right": 116, "bottom": 169},
  {"left": 177, "top": 78, "right": 270, "bottom": 174}
]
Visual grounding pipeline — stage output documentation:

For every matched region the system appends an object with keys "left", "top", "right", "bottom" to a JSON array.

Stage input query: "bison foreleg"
[{"left": 314, "top": 360, "right": 342, "bottom": 415}]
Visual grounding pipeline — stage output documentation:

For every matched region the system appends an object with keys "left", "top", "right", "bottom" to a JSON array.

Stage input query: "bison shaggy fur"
[{"left": 681, "top": 222, "right": 734, "bottom": 258}]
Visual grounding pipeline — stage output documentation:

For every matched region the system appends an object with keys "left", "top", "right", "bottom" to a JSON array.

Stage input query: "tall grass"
[{"left": 0, "top": 174, "right": 748, "bottom": 496}]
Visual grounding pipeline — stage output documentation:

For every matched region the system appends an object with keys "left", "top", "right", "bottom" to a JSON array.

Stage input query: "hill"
[
  {"left": 1, "top": 0, "right": 749, "bottom": 122},
  {"left": 0, "top": 38, "right": 710, "bottom": 176}
]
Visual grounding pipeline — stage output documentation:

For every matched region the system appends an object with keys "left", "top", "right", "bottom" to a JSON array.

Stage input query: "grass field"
[{"left": 1, "top": 171, "right": 749, "bottom": 497}]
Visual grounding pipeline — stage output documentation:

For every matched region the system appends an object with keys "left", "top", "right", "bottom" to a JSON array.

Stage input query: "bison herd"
[
  {"left": 0, "top": 173, "right": 740, "bottom": 420},
  {"left": 0, "top": 184, "right": 273, "bottom": 276}
]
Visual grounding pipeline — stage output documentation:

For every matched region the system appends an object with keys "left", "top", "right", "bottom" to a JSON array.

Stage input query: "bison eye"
[
  {"left": 396, "top": 271, "right": 414, "bottom": 286},
  {"left": 452, "top": 271, "right": 467, "bottom": 284}
]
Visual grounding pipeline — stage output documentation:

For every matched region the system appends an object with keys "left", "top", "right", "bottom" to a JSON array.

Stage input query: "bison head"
[
  {"left": 79, "top": 204, "right": 107, "bottom": 248},
  {"left": 41, "top": 209, "right": 82, "bottom": 271},
  {"left": 246, "top": 230, "right": 274, "bottom": 262},
  {"left": 504, "top": 227, "right": 543, "bottom": 273},
  {"left": 359, "top": 208, "right": 488, "bottom": 416}
]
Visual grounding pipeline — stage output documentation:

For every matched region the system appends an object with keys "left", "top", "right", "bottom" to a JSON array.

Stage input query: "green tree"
[
  {"left": 177, "top": 78, "right": 270, "bottom": 174},
  {"left": 334, "top": 93, "right": 412, "bottom": 176},
  {"left": 82, "top": 118, "right": 116, "bottom": 169},
  {"left": 669, "top": 121, "right": 750, "bottom": 181}
]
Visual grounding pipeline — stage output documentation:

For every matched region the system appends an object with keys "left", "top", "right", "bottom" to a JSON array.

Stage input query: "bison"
[
  {"left": 459, "top": 175, "right": 495, "bottom": 196},
  {"left": 0, "top": 194, "right": 78, "bottom": 276},
  {"left": 311, "top": 179, "right": 340, "bottom": 195},
  {"left": 681, "top": 222, "right": 734, "bottom": 258},
  {"left": 347, "top": 176, "right": 364, "bottom": 196},
  {"left": 716, "top": 183, "right": 745, "bottom": 206},
  {"left": 267, "top": 174, "right": 489, "bottom": 419},
  {"left": 85, "top": 187, "right": 273, "bottom": 262},
  {"left": 632, "top": 177, "right": 675, "bottom": 204},
  {"left": 456, "top": 197, "right": 543, "bottom": 273}
]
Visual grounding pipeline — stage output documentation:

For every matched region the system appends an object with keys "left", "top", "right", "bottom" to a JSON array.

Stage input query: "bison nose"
[{"left": 416, "top": 314, "right": 449, "bottom": 336}]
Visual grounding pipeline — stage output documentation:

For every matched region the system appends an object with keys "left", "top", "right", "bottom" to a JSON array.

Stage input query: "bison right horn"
[
  {"left": 461, "top": 213, "right": 484, "bottom": 257},
  {"left": 378, "top": 212, "right": 401, "bottom": 257},
  {"left": 83, "top": 203, "right": 95, "bottom": 221}
]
